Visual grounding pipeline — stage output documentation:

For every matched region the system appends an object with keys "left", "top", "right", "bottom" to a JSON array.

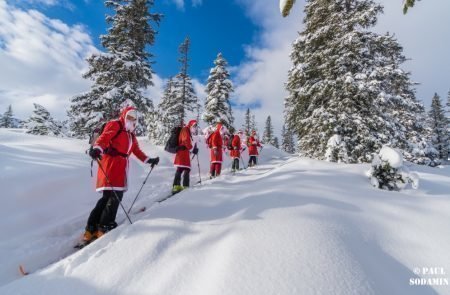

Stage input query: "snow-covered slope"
[{"left": 1, "top": 129, "right": 449, "bottom": 295}]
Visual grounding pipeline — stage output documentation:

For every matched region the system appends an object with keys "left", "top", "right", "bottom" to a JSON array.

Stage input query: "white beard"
[{"left": 125, "top": 120, "right": 136, "bottom": 132}]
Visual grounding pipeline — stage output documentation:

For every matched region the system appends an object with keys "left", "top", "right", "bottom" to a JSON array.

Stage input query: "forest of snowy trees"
[{"left": 1, "top": 0, "right": 448, "bottom": 162}]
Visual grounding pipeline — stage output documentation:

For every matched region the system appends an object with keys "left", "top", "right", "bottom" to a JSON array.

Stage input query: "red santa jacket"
[
  {"left": 210, "top": 124, "right": 224, "bottom": 163},
  {"left": 94, "top": 107, "right": 149, "bottom": 192},
  {"left": 174, "top": 122, "right": 195, "bottom": 169},
  {"left": 247, "top": 135, "right": 261, "bottom": 156},
  {"left": 230, "top": 134, "right": 242, "bottom": 159}
]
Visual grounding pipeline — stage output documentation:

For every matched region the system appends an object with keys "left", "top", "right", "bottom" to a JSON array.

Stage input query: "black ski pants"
[
  {"left": 231, "top": 158, "right": 240, "bottom": 170},
  {"left": 86, "top": 190, "right": 123, "bottom": 233},
  {"left": 173, "top": 167, "right": 191, "bottom": 187},
  {"left": 249, "top": 156, "right": 257, "bottom": 167}
]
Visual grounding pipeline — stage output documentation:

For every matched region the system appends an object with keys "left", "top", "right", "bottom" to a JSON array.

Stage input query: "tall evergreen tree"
[
  {"left": 146, "top": 109, "right": 165, "bottom": 144},
  {"left": 281, "top": 124, "right": 296, "bottom": 154},
  {"left": 285, "top": 0, "right": 426, "bottom": 163},
  {"left": 172, "top": 37, "right": 199, "bottom": 126},
  {"left": 263, "top": 115, "right": 274, "bottom": 144},
  {"left": 25, "top": 104, "right": 61, "bottom": 136},
  {"left": 148, "top": 77, "right": 178, "bottom": 144},
  {"left": 446, "top": 90, "right": 450, "bottom": 118},
  {"left": 428, "top": 93, "right": 449, "bottom": 161},
  {"left": 250, "top": 114, "right": 258, "bottom": 135},
  {"left": 68, "top": 0, "right": 161, "bottom": 137},
  {"left": 273, "top": 136, "right": 280, "bottom": 149},
  {"left": 202, "top": 53, "right": 234, "bottom": 132},
  {"left": 242, "top": 108, "right": 252, "bottom": 136},
  {"left": 0, "top": 105, "right": 14, "bottom": 128}
]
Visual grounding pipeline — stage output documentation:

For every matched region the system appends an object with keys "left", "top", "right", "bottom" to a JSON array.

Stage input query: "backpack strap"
[{"left": 111, "top": 120, "right": 124, "bottom": 141}]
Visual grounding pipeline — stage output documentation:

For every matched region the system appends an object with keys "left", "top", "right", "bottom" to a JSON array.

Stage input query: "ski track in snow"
[{"left": 0, "top": 129, "right": 449, "bottom": 295}]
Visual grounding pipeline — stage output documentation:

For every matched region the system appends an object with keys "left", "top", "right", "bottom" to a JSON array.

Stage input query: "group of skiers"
[{"left": 82, "top": 106, "right": 262, "bottom": 244}]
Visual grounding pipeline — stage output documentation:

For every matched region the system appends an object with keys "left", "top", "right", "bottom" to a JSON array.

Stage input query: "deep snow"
[{"left": 1, "top": 129, "right": 449, "bottom": 295}]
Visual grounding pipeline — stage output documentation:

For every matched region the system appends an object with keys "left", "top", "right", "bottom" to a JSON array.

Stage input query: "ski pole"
[
  {"left": 96, "top": 160, "right": 133, "bottom": 224},
  {"left": 127, "top": 166, "right": 154, "bottom": 214},
  {"left": 196, "top": 153, "right": 202, "bottom": 184},
  {"left": 240, "top": 155, "right": 247, "bottom": 170}
]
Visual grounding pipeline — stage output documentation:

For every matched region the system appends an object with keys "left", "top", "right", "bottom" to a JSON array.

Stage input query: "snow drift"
[{"left": 1, "top": 129, "right": 449, "bottom": 295}]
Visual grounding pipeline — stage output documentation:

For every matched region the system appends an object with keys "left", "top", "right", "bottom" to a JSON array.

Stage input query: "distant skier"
[
  {"left": 247, "top": 130, "right": 262, "bottom": 167},
  {"left": 209, "top": 123, "right": 226, "bottom": 178},
  {"left": 230, "top": 130, "right": 246, "bottom": 172},
  {"left": 84, "top": 106, "right": 160, "bottom": 242},
  {"left": 172, "top": 119, "right": 199, "bottom": 195}
]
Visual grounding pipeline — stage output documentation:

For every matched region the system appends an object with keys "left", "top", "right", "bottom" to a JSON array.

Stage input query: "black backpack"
[
  {"left": 165, "top": 126, "right": 182, "bottom": 154},
  {"left": 227, "top": 136, "right": 233, "bottom": 150}
]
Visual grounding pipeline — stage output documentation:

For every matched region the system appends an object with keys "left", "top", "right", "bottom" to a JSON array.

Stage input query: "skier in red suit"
[
  {"left": 230, "top": 130, "right": 246, "bottom": 172},
  {"left": 84, "top": 106, "right": 159, "bottom": 241},
  {"left": 172, "top": 119, "right": 198, "bottom": 194},
  {"left": 209, "top": 123, "right": 225, "bottom": 178},
  {"left": 247, "top": 130, "right": 262, "bottom": 167}
]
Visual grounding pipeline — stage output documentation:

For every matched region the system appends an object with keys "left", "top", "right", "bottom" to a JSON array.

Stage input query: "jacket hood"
[
  {"left": 187, "top": 120, "right": 197, "bottom": 128},
  {"left": 216, "top": 123, "right": 223, "bottom": 133},
  {"left": 120, "top": 106, "right": 137, "bottom": 123}
]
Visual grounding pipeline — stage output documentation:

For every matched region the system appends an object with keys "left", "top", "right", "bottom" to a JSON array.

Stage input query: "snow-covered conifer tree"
[
  {"left": 285, "top": 0, "right": 427, "bottom": 163},
  {"left": 281, "top": 124, "right": 295, "bottom": 154},
  {"left": 68, "top": 0, "right": 161, "bottom": 137},
  {"left": 148, "top": 77, "right": 178, "bottom": 144},
  {"left": 446, "top": 90, "right": 450, "bottom": 120},
  {"left": 171, "top": 37, "right": 199, "bottom": 126},
  {"left": 242, "top": 108, "right": 251, "bottom": 136},
  {"left": 250, "top": 114, "right": 258, "bottom": 135},
  {"left": 273, "top": 137, "right": 280, "bottom": 149},
  {"left": 0, "top": 105, "right": 14, "bottom": 128},
  {"left": 25, "top": 104, "right": 61, "bottom": 136},
  {"left": 428, "top": 93, "right": 449, "bottom": 161},
  {"left": 262, "top": 116, "right": 274, "bottom": 144},
  {"left": 202, "top": 53, "right": 234, "bottom": 132}
]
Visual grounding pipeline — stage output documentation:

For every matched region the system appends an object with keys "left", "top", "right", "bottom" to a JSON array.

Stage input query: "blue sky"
[
  {"left": 1, "top": 0, "right": 449, "bottom": 136},
  {"left": 15, "top": 0, "right": 256, "bottom": 81}
]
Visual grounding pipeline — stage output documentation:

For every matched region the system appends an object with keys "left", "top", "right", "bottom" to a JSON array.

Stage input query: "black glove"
[
  {"left": 147, "top": 157, "right": 160, "bottom": 167},
  {"left": 176, "top": 145, "right": 187, "bottom": 152},
  {"left": 89, "top": 147, "right": 102, "bottom": 160},
  {"left": 192, "top": 145, "right": 199, "bottom": 155}
]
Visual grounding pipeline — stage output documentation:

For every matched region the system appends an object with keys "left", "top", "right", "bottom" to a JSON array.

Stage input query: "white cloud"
[
  {"left": 230, "top": 0, "right": 302, "bottom": 137},
  {"left": 171, "top": 0, "right": 184, "bottom": 10},
  {"left": 169, "top": 0, "right": 203, "bottom": 11},
  {"left": 11, "top": 0, "right": 75, "bottom": 10},
  {"left": 0, "top": 1, "right": 166, "bottom": 121},
  {"left": 24, "top": 0, "right": 59, "bottom": 5},
  {"left": 144, "top": 74, "right": 166, "bottom": 107},
  {"left": 375, "top": 0, "right": 450, "bottom": 106},
  {"left": 191, "top": 0, "right": 202, "bottom": 7},
  {"left": 0, "top": 0, "right": 97, "bottom": 119}
]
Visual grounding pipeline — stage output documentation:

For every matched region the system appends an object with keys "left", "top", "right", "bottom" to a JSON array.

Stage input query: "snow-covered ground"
[{"left": 1, "top": 129, "right": 449, "bottom": 294}]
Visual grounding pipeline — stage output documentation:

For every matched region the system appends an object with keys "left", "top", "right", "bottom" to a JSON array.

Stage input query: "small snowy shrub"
[{"left": 367, "top": 146, "right": 419, "bottom": 191}]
